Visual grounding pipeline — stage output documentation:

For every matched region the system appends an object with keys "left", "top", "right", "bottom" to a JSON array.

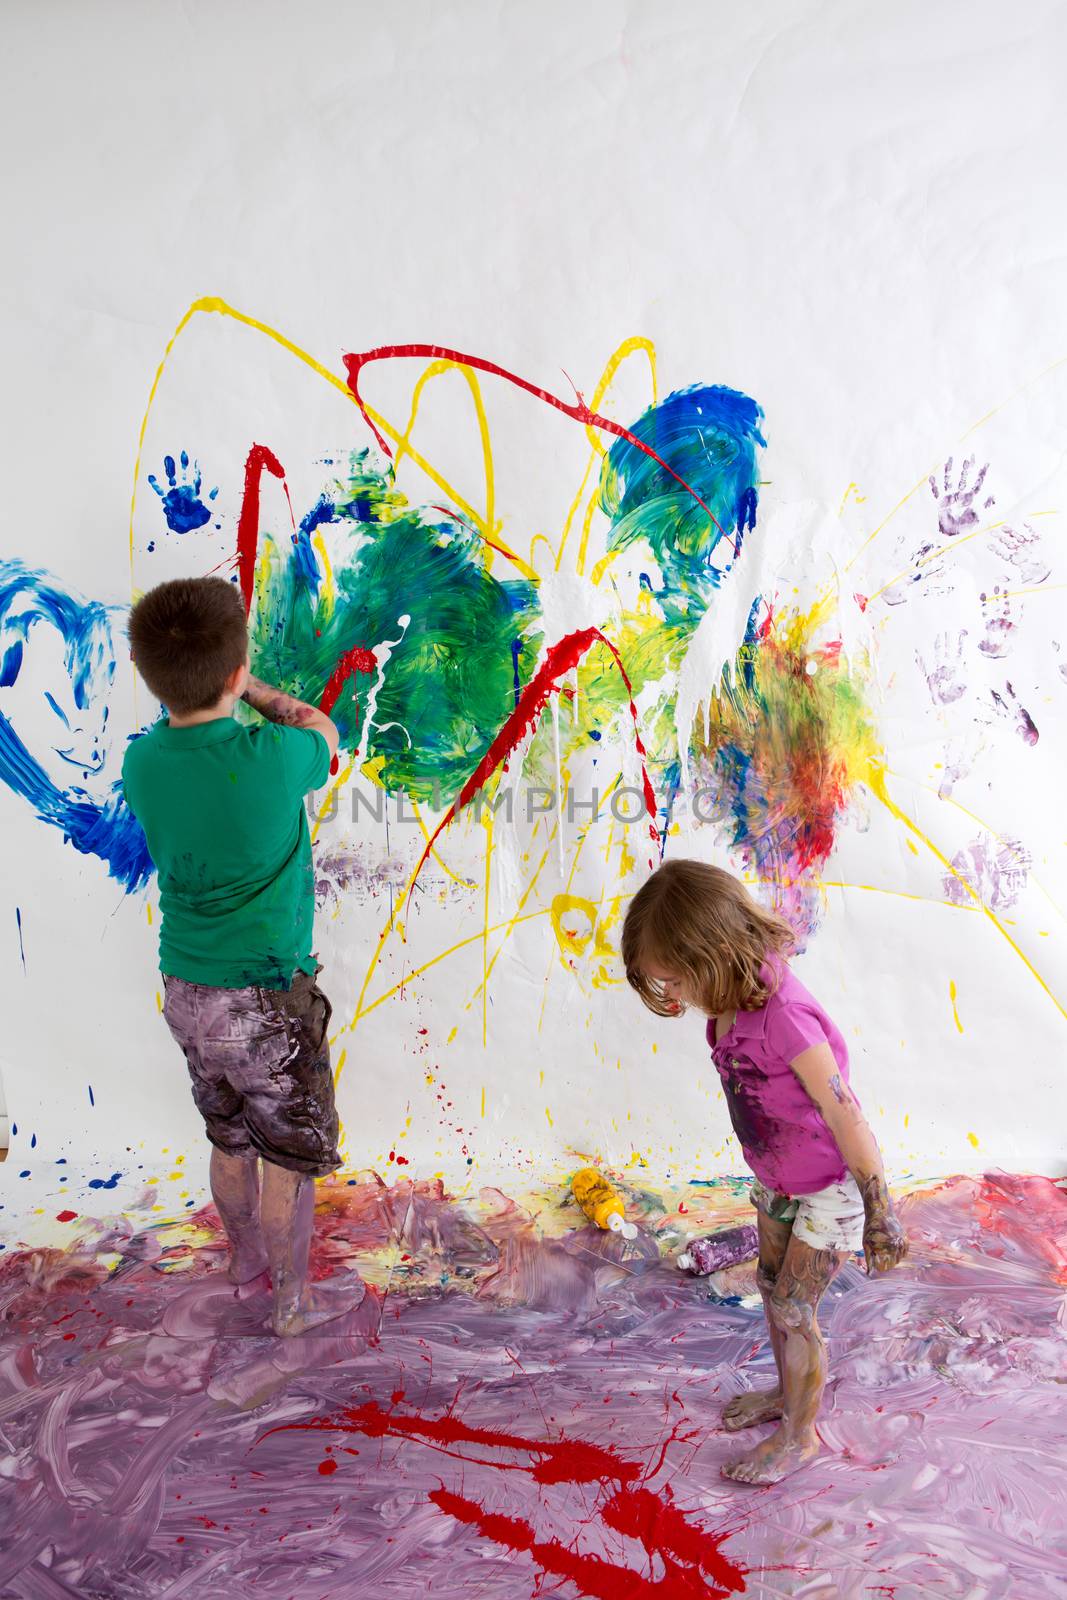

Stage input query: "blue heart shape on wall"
[{"left": 0, "top": 561, "right": 153, "bottom": 891}]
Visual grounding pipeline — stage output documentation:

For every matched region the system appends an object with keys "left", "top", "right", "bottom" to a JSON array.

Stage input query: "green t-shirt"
[{"left": 122, "top": 715, "right": 330, "bottom": 989}]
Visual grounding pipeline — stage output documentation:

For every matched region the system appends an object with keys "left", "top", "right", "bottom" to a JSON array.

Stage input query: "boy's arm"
[
  {"left": 787, "top": 1044, "right": 909, "bottom": 1275},
  {"left": 242, "top": 675, "right": 339, "bottom": 760}
]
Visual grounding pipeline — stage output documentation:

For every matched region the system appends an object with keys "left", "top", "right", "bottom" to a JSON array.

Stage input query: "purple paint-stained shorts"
[{"left": 161, "top": 966, "right": 341, "bottom": 1177}]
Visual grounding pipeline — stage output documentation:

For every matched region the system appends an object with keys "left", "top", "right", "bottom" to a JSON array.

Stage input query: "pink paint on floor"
[{"left": 1, "top": 1171, "right": 1065, "bottom": 1596}]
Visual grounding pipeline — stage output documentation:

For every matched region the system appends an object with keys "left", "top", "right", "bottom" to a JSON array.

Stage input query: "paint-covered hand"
[{"left": 862, "top": 1205, "right": 908, "bottom": 1274}]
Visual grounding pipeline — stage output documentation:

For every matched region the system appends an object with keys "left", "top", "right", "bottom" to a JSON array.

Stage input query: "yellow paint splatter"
[
  {"left": 949, "top": 981, "right": 964, "bottom": 1034},
  {"left": 967, "top": 1132, "right": 980, "bottom": 1149},
  {"left": 544, "top": 1107, "right": 554, "bottom": 1128}
]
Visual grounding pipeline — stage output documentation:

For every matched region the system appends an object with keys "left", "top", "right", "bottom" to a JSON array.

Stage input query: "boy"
[{"left": 123, "top": 576, "right": 362, "bottom": 1335}]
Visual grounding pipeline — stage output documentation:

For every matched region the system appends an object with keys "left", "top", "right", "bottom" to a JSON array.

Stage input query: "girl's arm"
[{"left": 787, "top": 1044, "right": 909, "bottom": 1274}]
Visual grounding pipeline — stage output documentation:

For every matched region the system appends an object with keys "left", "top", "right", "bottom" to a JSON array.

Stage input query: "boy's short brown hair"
[
  {"left": 622, "top": 858, "right": 795, "bottom": 1017},
  {"left": 128, "top": 577, "right": 247, "bottom": 715}
]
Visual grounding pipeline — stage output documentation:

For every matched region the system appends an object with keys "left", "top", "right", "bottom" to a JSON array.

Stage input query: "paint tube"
[
  {"left": 676, "top": 1224, "right": 759, "bottom": 1275},
  {"left": 571, "top": 1167, "right": 638, "bottom": 1239}
]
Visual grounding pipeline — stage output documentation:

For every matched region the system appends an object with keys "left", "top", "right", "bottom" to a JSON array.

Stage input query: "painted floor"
[{"left": 1, "top": 1168, "right": 1066, "bottom": 1599}]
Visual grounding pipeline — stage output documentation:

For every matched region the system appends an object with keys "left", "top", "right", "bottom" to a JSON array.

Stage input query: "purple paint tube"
[{"left": 676, "top": 1224, "right": 759, "bottom": 1275}]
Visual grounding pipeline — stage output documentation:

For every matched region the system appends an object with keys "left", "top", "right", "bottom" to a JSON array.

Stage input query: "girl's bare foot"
[
  {"left": 721, "top": 1426, "right": 821, "bottom": 1485},
  {"left": 722, "top": 1387, "right": 784, "bottom": 1432}
]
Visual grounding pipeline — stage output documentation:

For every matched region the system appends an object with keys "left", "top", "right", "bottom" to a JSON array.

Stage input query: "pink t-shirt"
[{"left": 707, "top": 960, "right": 854, "bottom": 1195}]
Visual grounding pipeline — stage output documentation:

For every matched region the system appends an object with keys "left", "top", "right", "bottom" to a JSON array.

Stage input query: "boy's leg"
[
  {"left": 722, "top": 1207, "right": 793, "bottom": 1431},
  {"left": 209, "top": 1147, "right": 268, "bottom": 1283},
  {"left": 722, "top": 1233, "right": 842, "bottom": 1484},
  {"left": 261, "top": 1160, "right": 363, "bottom": 1336}
]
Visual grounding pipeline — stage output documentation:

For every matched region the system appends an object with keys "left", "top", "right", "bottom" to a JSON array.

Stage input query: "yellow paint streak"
[
  {"left": 949, "top": 980, "right": 964, "bottom": 1033},
  {"left": 867, "top": 759, "right": 1067, "bottom": 1020},
  {"left": 481, "top": 1085, "right": 486, "bottom": 1119},
  {"left": 332, "top": 1047, "right": 347, "bottom": 1089},
  {"left": 128, "top": 295, "right": 537, "bottom": 589},
  {"left": 310, "top": 757, "right": 355, "bottom": 844},
  {"left": 482, "top": 811, "right": 493, "bottom": 1047},
  {"left": 862, "top": 516, "right": 1009, "bottom": 606},
  {"left": 409, "top": 797, "right": 472, "bottom": 887},
  {"left": 555, "top": 336, "right": 657, "bottom": 574}
]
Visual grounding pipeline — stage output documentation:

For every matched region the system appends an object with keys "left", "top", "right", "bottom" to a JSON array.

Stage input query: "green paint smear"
[{"left": 250, "top": 452, "right": 540, "bottom": 801}]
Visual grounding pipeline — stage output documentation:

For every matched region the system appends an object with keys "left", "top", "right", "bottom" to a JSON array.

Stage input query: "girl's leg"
[
  {"left": 722, "top": 1209, "right": 793, "bottom": 1431},
  {"left": 722, "top": 1233, "right": 842, "bottom": 1485}
]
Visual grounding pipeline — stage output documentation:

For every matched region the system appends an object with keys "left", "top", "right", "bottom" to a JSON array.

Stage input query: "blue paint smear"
[
  {"left": 290, "top": 496, "right": 335, "bottom": 596},
  {"left": 148, "top": 451, "right": 218, "bottom": 534},
  {"left": 88, "top": 1172, "right": 123, "bottom": 1190},
  {"left": 600, "top": 384, "right": 765, "bottom": 618},
  {"left": 15, "top": 906, "right": 25, "bottom": 973},
  {"left": 0, "top": 563, "right": 154, "bottom": 891},
  {"left": 511, "top": 639, "right": 523, "bottom": 707}
]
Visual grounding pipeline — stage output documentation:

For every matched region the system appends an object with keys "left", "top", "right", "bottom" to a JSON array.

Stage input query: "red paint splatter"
[
  {"left": 342, "top": 344, "right": 728, "bottom": 546},
  {"left": 317, "top": 1459, "right": 338, "bottom": 1476},
  {"left": 429, "top": 1487, "right": 743, "bottom": 1600},
  {"left": 601, "top": 1485, "right": 745, "bottom": 1585},
  {"left": 261, "top": 1398, "right": 640, "bottom": 1486},
  {"left": 55, "top": 1210, "right": 78, "bottom": 1223},
  {"left": 236, "top": 444, "right": 289, "bottom": 615},
  {"left": 407, "top": 627, "right": 657, "bottom": 905},
  {"left": 319, "top": 647, "right": 378, "bottom": 718},
  {"left": 259, "top": 1398, "right": 746, "bottom": 1597}
]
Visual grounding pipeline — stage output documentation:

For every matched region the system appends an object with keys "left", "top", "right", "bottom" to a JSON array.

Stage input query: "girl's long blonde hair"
[{"left": 622, "top": 858, "right": 795, "bottom": 1016}]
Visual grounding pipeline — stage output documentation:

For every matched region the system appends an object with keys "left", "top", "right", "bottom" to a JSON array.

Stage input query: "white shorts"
[{"left": 749, "top": 1175, "right": 866, "bottom": 1253}]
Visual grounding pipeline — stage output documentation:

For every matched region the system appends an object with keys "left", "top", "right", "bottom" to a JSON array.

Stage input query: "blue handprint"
[{"left": 148, "top": 450, "right": 219, "bottom": 534}]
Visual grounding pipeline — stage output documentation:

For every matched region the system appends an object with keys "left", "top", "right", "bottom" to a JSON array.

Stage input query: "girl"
[{"left": 622, "top": 859, "right": 908, "bottom": 1485}]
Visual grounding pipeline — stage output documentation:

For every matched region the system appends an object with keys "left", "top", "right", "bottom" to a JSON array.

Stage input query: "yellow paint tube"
[{"left": 572, "top": 1167, "right": 637, "bottom": 1239}]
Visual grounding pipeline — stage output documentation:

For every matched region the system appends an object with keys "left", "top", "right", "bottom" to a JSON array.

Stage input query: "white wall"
[{"left": 2, "top": 0, "right": 1065, "bottom": 1181}]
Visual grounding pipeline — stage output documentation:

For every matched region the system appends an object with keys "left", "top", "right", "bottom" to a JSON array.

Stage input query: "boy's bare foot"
[
  {"left": 228, "top": 1245, "right": 269, "bottom": 1285},
  {"left": 721, "top": 1426, "right": 821, "bottom": 1485},
  {"left": 722, "top": 1387, "right": 784, "bottom": 1432},
  {"left": 272, "top": 1277, "right": 366, "bottom": 1337}
]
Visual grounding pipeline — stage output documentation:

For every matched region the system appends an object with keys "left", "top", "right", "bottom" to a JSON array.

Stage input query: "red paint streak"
[
  {"left": 407, "top": 628, "right": 657, "bottom": 903},
  {"left": 430, "top": 1488, "right": 742, "bottom": 1600},
  {"left": 236, "top": 444, "right": 288, "bottom": 615},
  {"left": 262, "top": 1398, "right": 640, "bottom": 1486},
  {"left": 259, "top": 1399, "right": 745, "bottom": 1596},
  {"left": 55, "top": 1210, "right": 78, "bottom": 1223},
  {"left": 602, "top": 1485, "right": 746, "bottom": 1588},
  {"left": 319, "top": 647, "right": 378, "bottom": 718},
  {"left": 343, "top": 345, "right": 728, "bottom": 545}
]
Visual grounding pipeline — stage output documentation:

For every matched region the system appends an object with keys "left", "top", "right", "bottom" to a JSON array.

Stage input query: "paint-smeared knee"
[
  {"left": 756, "top": 1264, "right": 779, "bottom": 1295},
  {"left": 768, "top": 1291, "right": 813, "bottom": 1332}
]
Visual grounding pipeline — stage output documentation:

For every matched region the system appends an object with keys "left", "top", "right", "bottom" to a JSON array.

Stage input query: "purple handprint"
[
  {"left": 988, "top": 523, "right": 1050, "bottom": 586},
  {"left": 917, "top": 629, "right": 968, "bottom": 705},
  {"left": 929, "top": 456, "right": 994, "bottom": 539},
  {"left": 977, "top": 586, "right": 1016, "bottom": 659}
]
